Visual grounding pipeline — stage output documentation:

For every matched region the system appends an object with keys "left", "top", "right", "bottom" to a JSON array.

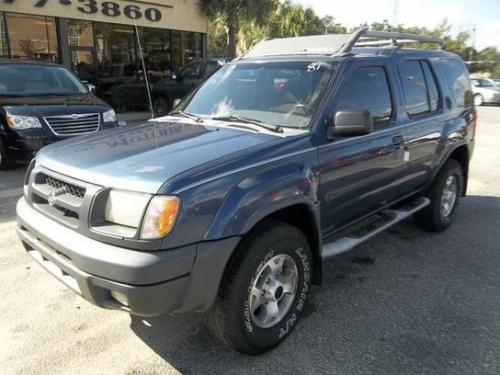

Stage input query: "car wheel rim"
[
  {"left": 248, "top": 254, "right": 298, "bottom": 329},
  {"left": 440, "top": 175, "right": 458, "bottom": 219},
  {"left": 474, "top": 95, "right": 483, "bottom": 106}
]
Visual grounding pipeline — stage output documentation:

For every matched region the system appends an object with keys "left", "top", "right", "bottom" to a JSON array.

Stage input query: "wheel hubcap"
[
  {"left": 440, "top": 175, "right": 458, "bottom": 218},
  {"left": 248, "top": 254, "right": 298, "bottom": 328}
]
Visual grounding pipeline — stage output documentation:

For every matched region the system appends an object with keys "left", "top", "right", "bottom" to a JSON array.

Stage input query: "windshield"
[
  {"left": 0, "top": 64, "right": 88, "bottom": 97},
  {"left": 180, "top": 61, "right": 337, "bottom": 129}
]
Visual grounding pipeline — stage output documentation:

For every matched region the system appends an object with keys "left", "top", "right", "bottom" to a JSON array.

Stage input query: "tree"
[
  {"left": 199, "top": 0, "right": 277, "bottom": 57},
  {"left": 268, "top": 0, "right": 324, "bottom": 38}
]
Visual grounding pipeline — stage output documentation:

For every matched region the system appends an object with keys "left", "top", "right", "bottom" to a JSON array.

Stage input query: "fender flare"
[{"left": 425, "top": 141, "right": 470, "bottom": 193}]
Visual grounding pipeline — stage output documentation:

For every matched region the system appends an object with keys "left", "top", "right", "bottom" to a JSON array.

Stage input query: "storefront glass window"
[
  {"left": 67, "top": 20, "right": 97, "bottom": 81},
  {"left": 171, "top": 30, "right": 182, "bottom": 72},
  {"left": 68, "top": 20, "right": 94, "bottom": 47},
  {"left": 94, "top": 23, "right": 136, "bottom": 69},
  {"left": 93, "top": 23, "right": 144, "bottom": 112},
  {"left": 137, "top": 27, "right": 172, "bottom": 83},
  {"left": 6, "top": 13, "right": 58, "bottom": 62},
  {"left": 183, "top": 32, "right": 203, "bottom": 64},
  {"left": 0, "top": 13, "right": 8, "bottom": 58}
]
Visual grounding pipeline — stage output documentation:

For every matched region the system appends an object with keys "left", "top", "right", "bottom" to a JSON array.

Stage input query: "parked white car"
[{"left": 470, "top": 78, "right": 500, "bottom": 105}]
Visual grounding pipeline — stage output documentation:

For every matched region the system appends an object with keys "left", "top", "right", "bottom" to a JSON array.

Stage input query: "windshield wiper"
[
  {"left": 211, "top": 115, "right": 283, "bottom": 133},
  {"left": 169, "top": 110, "right": 204, "bottom": 123}
]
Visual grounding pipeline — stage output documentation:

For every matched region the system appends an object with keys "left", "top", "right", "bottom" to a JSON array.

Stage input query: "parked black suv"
[
  {"left": 151, "top": 58, "right": 230, "bottom": 116},
  {"left": 0, "top": 60, "right": 117, "bottom": 169},
  {"left": 17, "top": 30, "right": 475, "bottom": 354}
]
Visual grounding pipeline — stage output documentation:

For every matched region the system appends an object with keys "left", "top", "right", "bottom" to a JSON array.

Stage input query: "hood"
[
  {"left": 0, "top": 93, "right": 108, "bottom": 106},
  {"left": 36, "top": 119, "right": 276, "bottom": 193},
  {"left": 0, "top": 94, "right": 110, "bottom": 116}
]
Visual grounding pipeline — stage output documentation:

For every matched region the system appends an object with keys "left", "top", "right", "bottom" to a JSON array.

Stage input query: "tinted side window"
[
  {"left": 337, "top": 66, "right": 392, "bottom": 124},
  {"left": 439, "top": 59, "right": 471, "bottom": 107},
  {"left": 422, "top": 61, "right": 440, "bottom": 112},
  {"left": 400, "top": 61, "right": 429, "bottom": 115}
]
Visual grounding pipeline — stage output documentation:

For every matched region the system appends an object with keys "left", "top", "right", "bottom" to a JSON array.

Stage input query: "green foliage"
[
  {"left": 199, "top": 0, "right": 277, "bottom": 57},
  {"left": 203, "top": 2, "right": 499, "bottom": 76}
]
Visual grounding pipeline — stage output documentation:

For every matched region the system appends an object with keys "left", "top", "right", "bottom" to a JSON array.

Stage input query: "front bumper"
[
  {"left": 6, "top": 134, "right": 57, "bottom": 162},
  {"left": 17, "top": 197, "right": 239, "bottom": 317}
]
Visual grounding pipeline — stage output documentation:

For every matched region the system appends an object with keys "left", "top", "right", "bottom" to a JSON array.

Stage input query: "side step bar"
[{"left": 321, "top": 197, "right": 430, "bottom": 259}]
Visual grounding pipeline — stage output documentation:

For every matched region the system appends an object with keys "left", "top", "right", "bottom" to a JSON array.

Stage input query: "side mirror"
[
  {"left": 172, "top": 98, "right": 181, "bottom": 108},
  {"left": 332, "top": 110, "right": 373, "bottom": 137}
]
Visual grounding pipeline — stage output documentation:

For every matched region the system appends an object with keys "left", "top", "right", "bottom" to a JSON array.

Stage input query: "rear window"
[
  {"left": 436, "top": 59, "right": 472, "bottom": 108},
  {"left": 399, "top": 60, "right": 440, "bottom": 116},
  {"left": 0, "top": 64, "right": 87, "bottom": 97}
]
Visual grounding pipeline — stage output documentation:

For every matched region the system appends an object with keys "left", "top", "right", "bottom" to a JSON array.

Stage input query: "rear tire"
[
  {"left": 414, "top": 159, "right": 464, "bottom": 232},
  {"left": 205, "top": 220, "right": 312, "bottom": 355},
  {"left": 0, "top": 138, "right": 13, "bottom": 170}
]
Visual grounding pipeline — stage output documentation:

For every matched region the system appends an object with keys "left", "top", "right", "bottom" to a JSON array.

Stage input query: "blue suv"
[{"left": 17, "top": 30, "right": 475, "bottom": 354}]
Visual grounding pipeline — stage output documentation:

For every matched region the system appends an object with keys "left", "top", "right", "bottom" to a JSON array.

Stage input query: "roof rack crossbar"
[
  {"left": 336, "top": 29, "right": 445, "bottom": 55},
  {"left": 336, "top": 27, "right": 369, "bottom": 55}
]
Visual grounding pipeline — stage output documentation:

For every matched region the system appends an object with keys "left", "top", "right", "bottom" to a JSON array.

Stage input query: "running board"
[{"left": 321, "top": 197, "right": 430, "bottom": 259}]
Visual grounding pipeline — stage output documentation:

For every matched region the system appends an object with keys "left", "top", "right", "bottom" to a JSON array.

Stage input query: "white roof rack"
[
  {"left": 242, "top": 28, "right": 445, "bottom": 59},
  {"left": 243, "top": 34, "right": 354, "bottom": 58}
]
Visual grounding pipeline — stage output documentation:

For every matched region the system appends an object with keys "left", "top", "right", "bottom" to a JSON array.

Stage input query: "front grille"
[
  {"left": 45, "top": 176, "right": 85, "bottom": 199},
  {"left": 30, "top": 171, "right": 89, "bottom": 227},
  {"left": 44, "top": 113, "right": 100, "bottom": 136}
]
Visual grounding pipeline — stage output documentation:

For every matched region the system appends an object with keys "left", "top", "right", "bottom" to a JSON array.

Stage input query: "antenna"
[{"left": 133, "top": 22, "right": 154, "bottom": 120}]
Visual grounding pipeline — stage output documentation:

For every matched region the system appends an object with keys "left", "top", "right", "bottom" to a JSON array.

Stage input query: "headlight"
[
  {"left": 102, "top": 109, "right": 116, "bottom": 123},
  {"left": 104, "top": 190, "right": 180, "bottom": 240},
  {"left": 141, "top": 196, "right": 180, "bottom": 240},
  {"left": 6, "top": 114, "right": 42, "bottom": 129},
  {"left": 105, "top": 190, "right": 152, "bottom": 228}
]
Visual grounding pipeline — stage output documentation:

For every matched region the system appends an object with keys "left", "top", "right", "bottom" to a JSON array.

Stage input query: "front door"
[{"left": 318, "top": 62, "right": 407, "bottom": 235}]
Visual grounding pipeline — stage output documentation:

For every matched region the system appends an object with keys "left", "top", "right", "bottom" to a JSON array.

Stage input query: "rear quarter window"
[{"left": 435, "top": 59, "right": 473, "bottom": 108}]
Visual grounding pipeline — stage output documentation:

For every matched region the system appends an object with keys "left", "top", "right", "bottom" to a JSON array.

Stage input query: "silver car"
[{"left": 470, "top": 78, "right": 500, "bottom": 105}]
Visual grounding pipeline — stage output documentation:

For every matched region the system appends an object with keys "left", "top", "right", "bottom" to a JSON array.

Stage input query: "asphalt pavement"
[{"left": 0, "top": 107, "right": 499, "bottom": 375}]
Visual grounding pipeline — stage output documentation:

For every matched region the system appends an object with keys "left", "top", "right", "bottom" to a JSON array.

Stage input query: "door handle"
[{"left": 392, "top": 135, "right": 405, "bottom": 146}]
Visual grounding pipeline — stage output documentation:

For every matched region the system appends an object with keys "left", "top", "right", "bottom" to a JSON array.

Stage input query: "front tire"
[
  {"left": 206, "top": 220, "right": 312, "bottom": 355},
  {"left": 414, "top": 159, "right": 464, "bottom": 232}
]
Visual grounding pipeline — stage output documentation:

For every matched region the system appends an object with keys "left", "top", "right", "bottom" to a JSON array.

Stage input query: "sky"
[{"left": 294, "top": 0, "right": 500, "bottom": 50}]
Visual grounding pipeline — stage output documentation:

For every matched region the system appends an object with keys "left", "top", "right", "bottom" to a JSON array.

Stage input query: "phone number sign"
[{"left": 2, "top": 0, "right": 173, "bottom": 25}]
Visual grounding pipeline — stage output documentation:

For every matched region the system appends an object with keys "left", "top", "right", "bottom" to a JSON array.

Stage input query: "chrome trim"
[{"left": 44, "top": 113, "right": 100, "bottom": 136}]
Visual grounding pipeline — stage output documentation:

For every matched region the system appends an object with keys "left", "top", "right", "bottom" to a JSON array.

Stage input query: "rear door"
[
  {"left": 398, "top": 59, "right": 445, "bottom": 190},
  {"left": 318, "top": 61, "right": 407, "bottom": 235}
]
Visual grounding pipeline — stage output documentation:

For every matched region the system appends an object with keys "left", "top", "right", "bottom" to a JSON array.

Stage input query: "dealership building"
[{"left": 0, "top": 0, "right": 207, "bottom": 112}]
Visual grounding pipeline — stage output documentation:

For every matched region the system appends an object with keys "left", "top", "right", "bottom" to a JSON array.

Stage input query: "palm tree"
[{"left": 199, "top": 0, "right": 277, "bottom": 57}]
